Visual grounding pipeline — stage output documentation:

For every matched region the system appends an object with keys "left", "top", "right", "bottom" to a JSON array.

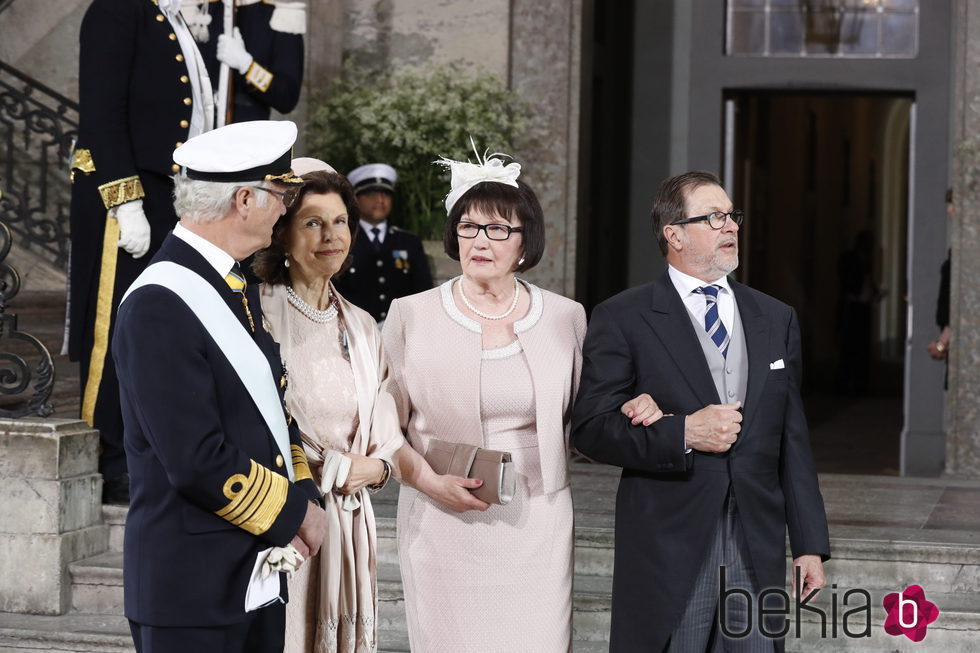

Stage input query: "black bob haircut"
[{"left": 442, "top": 180, "right": 545, "bottom": 273}]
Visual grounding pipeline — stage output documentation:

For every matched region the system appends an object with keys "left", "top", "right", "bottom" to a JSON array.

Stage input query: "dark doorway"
[
  {"left": 577, "top": 0, "right": 635, "bottom": 310},
  {"left": 727, "top": 91, "right": 911, "bottom": 475}
]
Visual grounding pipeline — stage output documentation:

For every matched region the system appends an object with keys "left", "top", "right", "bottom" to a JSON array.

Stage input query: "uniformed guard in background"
[
  {"left": 68, "top": 0, "right": 215, "bottom": 504},
  {"left": 114, "top": 120, "right": 326, "bottom": 652},
  {"left": 333, "top": 163, "right": 433, "bottom": 323},
  {"left": 182, "top": 0, "right": 306, "bottom": 122}
]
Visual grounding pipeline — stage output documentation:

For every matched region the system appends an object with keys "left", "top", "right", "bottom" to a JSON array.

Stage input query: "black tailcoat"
[
  {"left": 333, "top": 226, "right": 433, "bottom": 322},
  {"left": 69, "top": 0, "right": 203, "bottom": 475},
  {"left": 113, "top": 233, "right": 320, "bottom": 627},
  {"left": 571, "top": 273, "right": 831, "bottom": 652}
]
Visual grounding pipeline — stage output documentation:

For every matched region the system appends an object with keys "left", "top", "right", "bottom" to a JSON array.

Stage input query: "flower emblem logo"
[{"left": 882, "top": 585, "right": 939, "bottom": 642}]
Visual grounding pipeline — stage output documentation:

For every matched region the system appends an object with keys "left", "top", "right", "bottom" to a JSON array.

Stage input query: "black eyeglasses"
[
  {"left": 249, "top": 185, "right": 298, "bottom": 208},
  {"left": 670, "top": 210, "right": 744, "bottom": 229},
  {"left": 456, "top": 221, "right": 524, "bottom": 241}
]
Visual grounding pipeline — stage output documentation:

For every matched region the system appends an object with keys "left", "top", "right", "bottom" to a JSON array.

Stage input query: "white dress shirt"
[
  {"left": 173, "top": 222, "right": 236, "bottom": 279},
  {"left": 667, "top": 264, "right": 735, "bottom": 335},
  {"left": 360, "top": 220, "right": 388, "bottom": 244}
]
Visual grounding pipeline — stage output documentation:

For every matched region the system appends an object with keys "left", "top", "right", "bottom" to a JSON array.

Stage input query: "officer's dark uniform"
[
  {"left": 197, "top": 0, "right": 305, "bottom": 122},
  {"left": 114, "top": 233, "right": 321, "bottom": 651},
  {"left": 69, "top": 0, "right": 206, "bottom": 491},
  {"left": 334, "top": 225, "right": 433, "bottom": 322}
]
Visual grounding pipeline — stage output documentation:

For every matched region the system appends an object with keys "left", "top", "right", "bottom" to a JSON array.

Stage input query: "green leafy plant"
[{"left": 305, "top": 64, "right": 528, "bottom": 240}]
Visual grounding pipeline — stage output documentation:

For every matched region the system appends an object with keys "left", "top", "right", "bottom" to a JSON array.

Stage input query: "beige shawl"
[{"left": 260, "top": 282, "right": 404, "bottom": 653}]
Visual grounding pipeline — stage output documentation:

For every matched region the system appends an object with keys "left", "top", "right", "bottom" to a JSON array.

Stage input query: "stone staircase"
[{"left": 2, "top": 465, "right": 980, "bottom": 651}]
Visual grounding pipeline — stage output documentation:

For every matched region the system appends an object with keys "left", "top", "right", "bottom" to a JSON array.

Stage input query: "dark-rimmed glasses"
[
  {"left": 670, "top": 210, "right": 744, "bottom": 229},
  {"left": 250, "top": 185, "right": 298, "bottom": 209},
  {"left": 456, "top": 221, "right": 524, "bottom": 241}
]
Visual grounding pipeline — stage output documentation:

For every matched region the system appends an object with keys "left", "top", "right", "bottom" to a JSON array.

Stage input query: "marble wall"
[{"left": 947, "top": 0, "right": 980, "bottom": 476}]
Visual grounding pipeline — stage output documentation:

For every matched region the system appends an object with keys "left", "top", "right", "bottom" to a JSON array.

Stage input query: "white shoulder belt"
[{"left": 121, "top": 261, "right": 294, "bottom": 481}]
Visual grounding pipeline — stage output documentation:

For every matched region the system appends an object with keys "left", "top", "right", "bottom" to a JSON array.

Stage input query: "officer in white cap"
[
  {"left": 113, "top": 120, "right": 325, "bottom": 653},
  {"left": 333, "top": 162, "right": 433, "bottom": 322}
]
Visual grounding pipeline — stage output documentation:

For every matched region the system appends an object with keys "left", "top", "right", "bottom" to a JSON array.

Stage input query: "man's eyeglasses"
[
  {"left": 250, "top": 185, "right": 298, "bottom": 209},
  {"left": 670, "top": 210, "right": 744, "bottom": 230},
  {"left": 456, "top": 221, "right": 524, "bottom": 241}
]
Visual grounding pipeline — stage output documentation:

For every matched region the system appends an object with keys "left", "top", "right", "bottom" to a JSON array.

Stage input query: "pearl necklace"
[
  {"left": 458, "top": 277, "right": 521, "bottom": 320},
  {"left": 287, "top": 286, "right": 338, "bottom": 323}
]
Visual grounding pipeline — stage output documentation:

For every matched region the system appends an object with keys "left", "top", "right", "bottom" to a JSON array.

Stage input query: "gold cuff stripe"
[
  {"left": 245, "top": 60, "right": 273, "bottom": 92},
  {"left": 81, "top": 215, "right": 121, "bottom": 426},
  {"left": 215, "top": 459, "right": 289, "bottom": 535},
  {"left": 98, "top": 175, "right": 145, "bottom": 210},
  {"left": 291, "top": 444, "right": 313, "bottom": 482}
]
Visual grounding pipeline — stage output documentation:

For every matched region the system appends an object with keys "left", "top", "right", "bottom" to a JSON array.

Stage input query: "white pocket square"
[{"left": 770, "top": 359, "right": 785, "bottom": 370}]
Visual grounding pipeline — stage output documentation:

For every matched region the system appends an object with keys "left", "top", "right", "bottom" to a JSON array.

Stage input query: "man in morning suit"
[
  {"left": 333, "top": 163, "right": 433, "bottom": 322},
  {"left": 571, "top": 171, "right": 830, "bottom": 652},
  {"left": 112, "top": 120, "right": 326, "bottom": 652},
  {"left": 69, "top": 0, "right": 215, "bottom": 503}
]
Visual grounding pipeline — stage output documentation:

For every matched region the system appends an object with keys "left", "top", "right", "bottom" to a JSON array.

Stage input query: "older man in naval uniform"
[{"left": 112, "top": 120, "right": 326, "bottom": 653}]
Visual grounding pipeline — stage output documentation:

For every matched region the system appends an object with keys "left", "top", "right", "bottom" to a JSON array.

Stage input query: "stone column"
[
  {"left": 510, "top": 0, "right": 584, "bottom": 297},
  {"left": 0, "top": 419, "right": 108, "bottom": 614},
  {"left": 946, "top": 0, "right": 980, "bottom": 477}
]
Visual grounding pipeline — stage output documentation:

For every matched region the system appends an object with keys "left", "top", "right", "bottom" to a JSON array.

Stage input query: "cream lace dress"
[{"left": 282, "top": 307, "right": 373, "bottom": 653}]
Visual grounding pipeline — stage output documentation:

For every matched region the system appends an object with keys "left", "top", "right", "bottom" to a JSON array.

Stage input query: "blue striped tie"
[{"left": 695, "top": 285, "right": 729, "bottom": 359}]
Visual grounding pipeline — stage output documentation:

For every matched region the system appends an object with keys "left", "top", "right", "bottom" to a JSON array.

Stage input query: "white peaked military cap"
[
  {"left": 291, "top": 157, "right": 337, "bottom": 176},
  {"left": 348, "top": 163, "right": 397, "bottom": 194},
  {"left": 173, "top": 120, "right": 303, "bottom": 185}
]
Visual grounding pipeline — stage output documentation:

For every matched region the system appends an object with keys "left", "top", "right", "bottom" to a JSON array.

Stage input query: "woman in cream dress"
[
  {"left": 382, "top": 152, "right": 654, "bottom": 652},
  {"left": 253, "top": 162, "right": 483, "bottom": 653}
]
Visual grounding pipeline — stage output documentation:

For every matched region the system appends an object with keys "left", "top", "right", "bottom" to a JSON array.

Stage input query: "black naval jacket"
[
  {"left": 198, "top": 0, "right": 304, "bottom": 122},
  {"left": 113, "top": 234, "right": 320, "bottom": 626},
  {"left": 333, "top": 225, "right": 433, "bottom": 322},
  {"left": 68, "top": 0, "right": 197, "bottom": 360}
]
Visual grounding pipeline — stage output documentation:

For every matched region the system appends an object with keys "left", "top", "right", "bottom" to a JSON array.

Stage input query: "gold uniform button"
[
  {"left": 183, "top": 97, "right": 192, "bottom": 106},
  {"left": 171, "top": 163, "right": 181, "bottom": 173},
  {"left": 179, "top": 119, "right": 189, "bottom": 128},
  {"left": 280, "top": 375, "right": 286, "bottom": 388},
  {"left": 275, "top": 455, "right": 284, "bottom": 468},
  {"left": 176, "top": 53, "right": 184, "bottom": 62},
  {"left": 168, "top": 33, "right": 177, "bottom": 41},
  {"left": 156, "top": 14, "right": 165, "bottom": 22},
  {"left": 180, "top": 75, "right": 189, "bottom": 84},
  {"left": 175, "top": 141, "right": 183, "bottom": 148}
]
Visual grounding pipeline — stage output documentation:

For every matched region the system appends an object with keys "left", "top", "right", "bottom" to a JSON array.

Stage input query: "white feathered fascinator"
[{"left": 436, "top": 137, "right": 522, "bottom": 214}]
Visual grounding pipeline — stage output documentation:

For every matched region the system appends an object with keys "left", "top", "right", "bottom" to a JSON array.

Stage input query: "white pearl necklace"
[
  {"left": 458, "top": 277, "right": 521, "bottom": 320},
  {"left": 287, "top": 285, "right": 338, "bottom": 323}
]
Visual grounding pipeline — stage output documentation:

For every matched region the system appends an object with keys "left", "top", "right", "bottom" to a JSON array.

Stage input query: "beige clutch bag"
[{"left": 424, "top": 439, "right": 516, "bottom": 505}]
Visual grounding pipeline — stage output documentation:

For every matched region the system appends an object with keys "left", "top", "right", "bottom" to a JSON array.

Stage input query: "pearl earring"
[
  {"left": 518, "top": 255, "right": 526, "bottom": 267},
  {"left": 284, "top": 256, "right": 290, "bottom": 268}
]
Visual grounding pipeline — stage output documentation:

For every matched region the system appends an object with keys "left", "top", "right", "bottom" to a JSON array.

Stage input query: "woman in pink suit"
[{"left": 381, "top": 150, "right": 620, "bottom": 652}]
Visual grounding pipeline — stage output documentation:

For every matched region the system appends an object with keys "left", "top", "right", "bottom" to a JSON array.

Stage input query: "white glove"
[
  {"left": 260, "top": 544, "right": 304, "bottom": 579},
  {"left": 217, "top": 27, "right": 254, "bottom": 73},
  {"left": 114, "top": 199, "right": 151, "bottom": 259}
]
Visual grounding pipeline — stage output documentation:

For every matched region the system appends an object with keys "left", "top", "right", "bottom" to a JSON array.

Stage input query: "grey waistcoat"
[{"left": 684, "top": 293, "right": 749, "bottom": 405}]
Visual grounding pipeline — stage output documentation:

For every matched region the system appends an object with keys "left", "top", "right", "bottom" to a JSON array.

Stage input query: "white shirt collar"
[
  {"left": 173, "top": 222, "right": 237, "bottom": 279},
  {"left": 667, "top": 264, "right": 732, "bottom": 298},
  {"left": 360, "top": 220, "right": 388, "bottom": 241}
]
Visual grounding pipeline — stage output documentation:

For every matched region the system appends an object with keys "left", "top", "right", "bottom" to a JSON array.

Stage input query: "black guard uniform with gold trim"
[
  {"left": 69, "top": 0, "right": 203, "bottom": 483},
  {"left": 198, "top": 0, "right": 305, "bottom": 122},
  {"left": 113, "top": 233, "right": 320, "bottom": 626},
  {"left": 333, "top": 226, "right": 433, "bottom": 322}
]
